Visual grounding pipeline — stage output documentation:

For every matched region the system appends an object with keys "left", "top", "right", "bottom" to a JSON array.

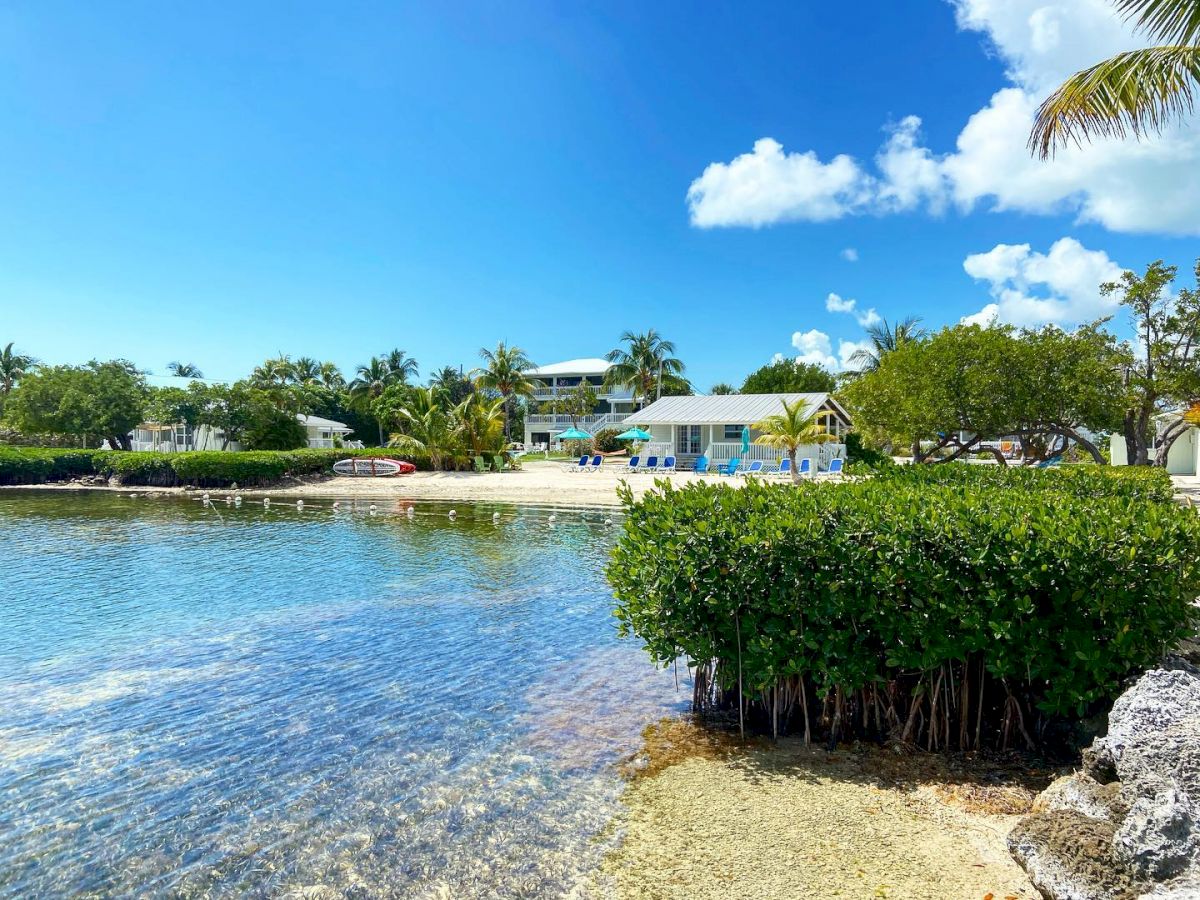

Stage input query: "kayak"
[{"left": 332, "top": 458, "right": 416, "bottom": 477}]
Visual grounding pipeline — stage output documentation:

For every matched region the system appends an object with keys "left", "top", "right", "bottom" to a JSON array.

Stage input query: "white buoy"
[
  {"left": 369, "top": 503, "right": 377, "bottom": 513},
  {"left": 548, "top": 513, "right": 557, "bottom": 524},
  {"left": 296, "top": 500, "right": 304, "bottom": 509},
  {"left": 406, "top": 506, "right": 414, "bottom": 516},
  {"left": 492, "top": 512, "right": 500, "bottom": 523},
  {"left": 225, "top": 495, "right": 232, "bottom": 503},
  {"left": 333, "top": 501, "right": 340, "bottom": 510},
  {"left": 263, "top": 498, "right": 270, "bottom": 507},
  {"left": 604, "top": 518, "right": 613, "bottom": 526},
  {"left": 448, "top": 509, "right": 457, "bottom": 519}
]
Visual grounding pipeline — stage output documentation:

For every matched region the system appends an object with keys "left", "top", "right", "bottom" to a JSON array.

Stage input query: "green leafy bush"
[
  {"left": 0, "top": 447, "right": 431, "bottom": 487},
  {"left": 843, "top": 431, "right": 894, "bottom": 470},
  {"left": 879, "top": 460, "right": 1174, "bottom": 503},
  {"left": 608, "top": 469, "right": 1200, "bottom": 751},
  {"left": 593, "top": 428, "right": 624, "bottom": 454}
]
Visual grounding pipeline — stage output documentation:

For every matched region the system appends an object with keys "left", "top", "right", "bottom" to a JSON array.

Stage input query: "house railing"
[
  {"left": 525, "top": 413, "right": 629, "bottom": 432},
  {"left": 702, "top": 441, "right": 845, "bottom": 469}
]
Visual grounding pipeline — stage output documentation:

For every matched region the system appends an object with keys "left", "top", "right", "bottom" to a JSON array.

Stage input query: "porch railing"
[
  {"left": 702, "top": 441, "right": 845, "bottom": 469},
  {"left": 525, "top": 413, "right": 629, "bottom": 432}
]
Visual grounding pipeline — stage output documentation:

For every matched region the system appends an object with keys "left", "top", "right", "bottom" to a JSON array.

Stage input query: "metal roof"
[
  {"left": 298, "top": 414, "right": 352, "bottom": 431},
  {"left": 524, "top": 358, "right": 612, "bottom": 377},
  {"left": 622, "top": 393, "right": 844, "bottom": 426}
]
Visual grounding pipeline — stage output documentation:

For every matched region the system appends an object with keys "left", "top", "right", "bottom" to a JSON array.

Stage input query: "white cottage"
[{"left": 622, "top": 392, "right": 852, "bottom": 471}]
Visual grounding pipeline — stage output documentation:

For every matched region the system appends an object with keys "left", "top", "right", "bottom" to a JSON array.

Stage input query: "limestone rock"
[
  {"left": 1034, "top": 773, "right": 1126, "bottom": 823},
  {"left": 1114, "top": 787, "right": 1200, "bottom": 882},
  {"left": 1086, "top": 669, "right": 1200, "bottom": 784},
  {"left": 1008, "top": 810, "right": 1140, "bottom": 900}
]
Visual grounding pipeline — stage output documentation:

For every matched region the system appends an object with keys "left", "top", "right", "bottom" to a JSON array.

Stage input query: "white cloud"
[
  {"left": 841, "top": 247, "right": 859, "bottom": 262},
  {"left": 961, "top": 236, "right": 1125, "bottom": 326},
  {"left": 824, "top": 292, "right": 881, "bottom": 328},
  {"left": 788, "top": 329, "right": 866, "bottom": 372},
  {"left": 686, "top": 1, "right": 1200, "bottom": 235},
  {"left": 686, "top": 138, "right": 872, "bottom": 227}
]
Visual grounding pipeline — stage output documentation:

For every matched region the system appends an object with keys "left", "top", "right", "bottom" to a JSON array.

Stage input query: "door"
[{"left": 676, "top": 425, "right": 700, "bottom": 455}]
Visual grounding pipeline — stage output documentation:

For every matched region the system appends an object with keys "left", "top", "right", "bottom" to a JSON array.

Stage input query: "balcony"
[
  {"left": 529, "top": 384, "right": 634, "bottom": 401},
  {"left": 525, "top": 412, "right": 629, "bottom": 432}
]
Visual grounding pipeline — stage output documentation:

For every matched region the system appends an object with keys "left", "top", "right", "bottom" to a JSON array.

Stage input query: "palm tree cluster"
[
  {"left": 249, "top": 354, "right": 347, "bottom": 390},
  {"left": 386, "top": 386, "right": 507, "bottom": 470},
  {"left": 471, "top": 342, "right": 538, "bottom": 440},
  {"left": 604, "top": 330, "right": 688, "bottom": 408},
  {"left": 347, "top": 350, "right": 420, "bottom": 444},
  {"left": 1030, "top": 0, "right": 1200, "bottom": 158}
]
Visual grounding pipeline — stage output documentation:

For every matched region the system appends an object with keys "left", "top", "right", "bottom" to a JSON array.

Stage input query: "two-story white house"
[{"left": 522, "top": 358, "right": 637, "bottom": 448}]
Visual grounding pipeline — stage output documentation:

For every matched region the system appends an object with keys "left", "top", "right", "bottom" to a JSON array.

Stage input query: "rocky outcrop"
[{"left": 1010, "top": 665, "right": 1200, "bottom": 900}]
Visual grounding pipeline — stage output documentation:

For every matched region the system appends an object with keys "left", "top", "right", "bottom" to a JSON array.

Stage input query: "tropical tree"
[
  {"left": 384, "top": 348, "right": 419, "bottom": 383},
  {"left": 5, "top": 360, "right": 148, "bottom": 449},
  {"left": 710, "top": 382, "right": 738, "bottom": 395},
  {"left": 453, "top": 395, "right": 507, "bottom": 456},
  {"left": 250, "top": 355, "right": 296, "bottom": 388},
  {"left": 846, "top": 316, "right": 927, "bottom": 373},
  {"left": 543, "top": 382, "right": 598, "bottom": 428},
  {"left": 604, "top": 330, "right": 687, "bottom": 408},
  {"left": 1030, "top": 0, "right": 1200, "bottom": 159},
  {"left": 166, "top": 361, "right": 204, "bottom": 379},
  {"left": 290, "top": 357, "right": 323, "bottom": 384},
  {"left": 752, "top": 398, "right": 838, "bottom": 484},
  {"left": 1102, "top": 258, "right": 1200, "bottom": 465},
  {"left": 388, "top": 387, "right": 455, "bottom": 469},
  {"left": 194, "top": 382, "right": 257, "bottom": 450},
  {"left": 740, "top": 359, "right": 835, "bottom": 393},
  {"left": 318, "top": 361, "right": 346, "bottom": 390},
  {"left": 429, "top": 365, "right": 475, "bottom": 405},
  {"left": 349, "top": 357, "right": 395, "bottom": 444},
  {"left": 472, "top": 342, "right": 538, "bottom": 440},
  {"left": 0, "top": 343, "right": 36, "bottom": 413}
]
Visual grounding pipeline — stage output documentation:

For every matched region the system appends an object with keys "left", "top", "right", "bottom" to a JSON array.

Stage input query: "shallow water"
[{"left": 0, "top": 491, "right": 687, "bottom": 898}]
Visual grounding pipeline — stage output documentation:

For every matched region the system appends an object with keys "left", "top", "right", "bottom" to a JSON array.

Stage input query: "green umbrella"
[
  {"left": 741, "top": 425, "right": 751, "bottom": 455},
  {"left": 555, "top": 426, "right": 593, "bottom": 441},
  {"left": 615, "top": 427, "right": 652, "bottom": 441}
]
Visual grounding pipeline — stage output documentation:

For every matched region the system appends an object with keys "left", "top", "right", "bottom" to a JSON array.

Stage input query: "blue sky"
[{"left": 1, "top": 1, "right": 1197, "bottom": 391}]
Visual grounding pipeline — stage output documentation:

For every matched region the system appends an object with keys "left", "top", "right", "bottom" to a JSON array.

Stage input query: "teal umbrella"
[
  {"left": 741, "top": 425, "right": 751, "bottom": 455},
  {"left": 555, "top": 426, "right": 592, "bottom": 441},
  {"left": 615, "top": 427, "right": 652, "bottom": 441}
]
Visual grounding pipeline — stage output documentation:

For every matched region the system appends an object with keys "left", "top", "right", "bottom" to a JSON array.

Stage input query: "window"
[
  {"left": 724, "top": 424, "right": 745, "bottom": 440},
  {"left": 676, "top": 425, "right": 700, "bottom": 455}
]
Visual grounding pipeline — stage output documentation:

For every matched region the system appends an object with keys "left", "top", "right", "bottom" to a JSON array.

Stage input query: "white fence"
[{"left": 703, "top": 441, "right": 845, "bottom": 469}]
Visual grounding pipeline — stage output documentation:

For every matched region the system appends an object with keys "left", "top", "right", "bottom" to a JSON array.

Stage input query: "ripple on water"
[{"left": 0, "top": 492, "right": 688, "bottom": 898}]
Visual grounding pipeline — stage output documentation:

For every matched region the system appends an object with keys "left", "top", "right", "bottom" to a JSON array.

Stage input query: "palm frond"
[
  {"left": 1116, "top": 0, "right": 1200, "bottom": 46},
  {"left": 1030, "top": 46, "right": 1200, "bottom": 159}
]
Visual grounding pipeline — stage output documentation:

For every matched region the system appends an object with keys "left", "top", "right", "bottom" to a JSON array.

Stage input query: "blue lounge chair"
[
  {"left": 692, "top": 455, "right": 710, "bottom": 475},
  {"left": 625, "top": 455, "right": 641, "bottom": 473},
  {"left": 660, "top": 455, "right": 677, "bottom": 473},
  {"left": 642, "top": 455, "right": 659, "bottom": 473},
  {"left": 738, "top": 460, "right": 764, "bottom": 477},
  {"left": 1035, "top": 455, "right": 1062, "bottom": 469},
  {"left": 586, "top": 455, "right": 603, "bottom": 472},
  {"left": 718, "top": 457, "right": 741, "bottom": 476},
  {"left": 771, "top": 458, "right": 792, "bottom": 478},
  {"left": 823, "top": 457, "right": 844, "bottom": 478},
  {"left": 797, "top": 458, "right": 813, "bottom": 479},
  {"left": 564, "top": 455, "right": 589, "bottom": 473}
]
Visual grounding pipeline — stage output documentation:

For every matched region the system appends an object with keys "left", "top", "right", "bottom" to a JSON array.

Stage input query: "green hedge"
[
  {"left": 878, "top": 460, "right": 1174, "bottom": 503},
  {"left": 608, "top": 468, "right": 1200, "bottom": 751},
  {"left": 0, "top": 447, "right": 429, "bottom": 487}
]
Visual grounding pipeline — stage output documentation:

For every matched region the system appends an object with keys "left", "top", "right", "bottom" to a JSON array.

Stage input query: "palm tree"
[
  {"left": 752, "top": 398, "right": 839, "bottom": 484},
  {"left": 0, "top": 342, "right": 37, "bottom": 396},
  {"left": 167, "top": 361, "right": 204, "bottom": 379},
  {"left": 430, "top": 365, "right": 475, "bottom": 405},
  {"left": 472, "top": 342, "right": 538, "bottom": 440},
  {"left": 1030, "top": 1, "right": 1200, "bottom": 158},
  {"left": 251, "top": 355, "right": 295, "bottom": 388},
  {"left": 349, "top": 356, "right": 394, "bottom": 445},
  {"left": 453, "top": 395, "right": 506, "bottom": 456},
  {"left": 710, "top": 382, "right": 737, "bottom": 395},
  {"left": 318, "top": 361, "right": 346, "bottom": 390},
  {"left": 604, "top": 330, "right": 687, "bottom": 408},
  {"left": 291, "top": 357, "right": 323, "bottom": 384},
  {"left": 847, "top": 317, "right": 927, "bottom": 373},
  {"left": 388, "top": 387, "right": 454, "bottom": 469},
  {"left": 384, "top": 349, "right": 419, "bottom": 384}
]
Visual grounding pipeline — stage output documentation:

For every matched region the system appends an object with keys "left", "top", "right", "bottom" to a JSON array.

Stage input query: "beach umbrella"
[
  {"left": 741, "top": 425, "right": 751, "bottom": 455},
  {"left": 615, "top": 427, "right": 652, "bottom": 441},
  {"left": 555, "top": 426, "right": 593, "bottom": 441}
]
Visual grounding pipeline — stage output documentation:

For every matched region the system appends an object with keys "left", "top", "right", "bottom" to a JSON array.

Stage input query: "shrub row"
[
  {"left": 608, "top": 467, "right": 1200, "bottom": 751},
  {"left": 876, "top": 460, "right": 1175, "bottom": 503},
  {"left": 0, "top": 447, "right": 430, "bottom": 487}
]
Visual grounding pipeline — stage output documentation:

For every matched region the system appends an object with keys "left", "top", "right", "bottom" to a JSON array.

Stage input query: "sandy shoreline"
[
  {"left": 600, "top": 734, "right": 1040, "bottom": 900},
  {"left": 5, "top": 459, "right": 722, "bottom": 508}
]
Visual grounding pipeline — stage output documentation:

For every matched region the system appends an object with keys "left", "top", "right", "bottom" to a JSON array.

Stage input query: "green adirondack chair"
[
  {"left": 473, "top": 455, "right": 488, "bottom": 473},
  {"left": 492, "top": 454, "right": 506, "bottom": 472}
]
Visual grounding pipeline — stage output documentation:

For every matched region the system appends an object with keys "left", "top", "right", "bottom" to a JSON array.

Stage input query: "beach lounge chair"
[
  {"left": 738, "top": 460, "right": 764, "bottom": 477},
  {"left": 491, "top": 454, "right": 506, "bottom": 472},
  {"left": 1035, "top": 455, "right": 1062, "bottom": 469},
  {"left": 797, "top": 458, "right": 813, "bottom": 479},
  {"left": 474, "top": 455, "right": 488, "bottom": 473},
  {"left": 586, "top": 455, "right": 603, "bottom": 473},
  {"left": 564, "top": 455, "right": 589, "bottom": 473},
  {"left": 660, "top": 456, "right": 676, "bottom": 473},
  {"left": 817, "top": 458, "right": 845, "bottom": 480},
  {"left": 771, "top": 458, "right": 793, "bottom": 478},
  {"left": 642, "top": 455, "right": 659, "bottom": 473},
  {"left": 625, "top": 455, "right": 641, "bottom": 473},
  {"left": 718, "top": 457, "right": 741, "bottom": 476},
  {"left": 692, "top": 455, "right": 709, "bottom": 476}
]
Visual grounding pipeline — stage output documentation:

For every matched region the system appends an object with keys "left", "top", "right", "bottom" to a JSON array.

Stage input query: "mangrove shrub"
[{"left": 608, "top": 466, "right": 1200, "bottom": 750}]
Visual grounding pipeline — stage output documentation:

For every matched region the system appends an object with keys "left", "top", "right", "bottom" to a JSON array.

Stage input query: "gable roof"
[
  {"left": 524, "top": 358, "right": 611, "bottom": 377},
  {"left": 298, "top": 414, "right": 352, "bottom": 431},
  {"left": 623, "top": 393, "right": 849, "bottom": 426}
]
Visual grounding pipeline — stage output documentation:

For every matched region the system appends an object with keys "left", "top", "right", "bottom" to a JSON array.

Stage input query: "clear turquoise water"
[{"left": 0, "top": 491, "right": 686, "bottom": 898}]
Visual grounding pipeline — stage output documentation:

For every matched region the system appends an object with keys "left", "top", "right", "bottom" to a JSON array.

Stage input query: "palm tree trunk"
[
  {"left": 789, "top": 447, "right": 799, "bottom": 485},
  {"left": 377, "top": 421, "right": 384, "bottom": 446}
]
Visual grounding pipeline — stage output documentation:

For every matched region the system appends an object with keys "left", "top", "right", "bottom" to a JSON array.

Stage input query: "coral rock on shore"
[{"left": 1010, "top": 665, "right": 1200, "bottom": 900}]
